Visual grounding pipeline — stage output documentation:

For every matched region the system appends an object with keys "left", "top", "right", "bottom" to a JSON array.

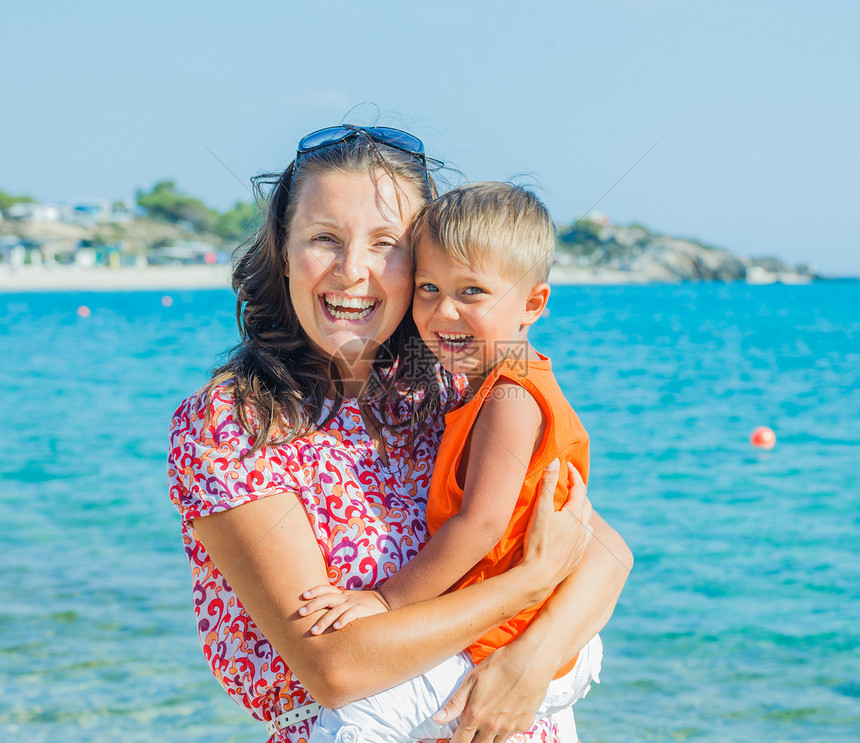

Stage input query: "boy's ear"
[{"left": 521, "top": 282, "right": 551, "bottom": 327}]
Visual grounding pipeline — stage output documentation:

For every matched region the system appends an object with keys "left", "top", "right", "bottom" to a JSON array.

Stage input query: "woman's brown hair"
[{"left": 205, "top": 133, "right": 453, "bottom": 455}]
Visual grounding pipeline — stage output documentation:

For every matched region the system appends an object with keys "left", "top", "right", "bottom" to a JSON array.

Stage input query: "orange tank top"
[{"left": 426, "top": 352, "right": 589, "bottom": 679}]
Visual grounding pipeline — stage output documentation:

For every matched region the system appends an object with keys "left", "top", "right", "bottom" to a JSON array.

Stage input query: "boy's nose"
[{"left": 435, "top": 296, "right": 459, "bottom": 321}]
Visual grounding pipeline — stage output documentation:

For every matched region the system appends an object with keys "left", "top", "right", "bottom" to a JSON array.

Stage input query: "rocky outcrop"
[{"left": 554, "top": 222, "right": 816, "bottom": 284}]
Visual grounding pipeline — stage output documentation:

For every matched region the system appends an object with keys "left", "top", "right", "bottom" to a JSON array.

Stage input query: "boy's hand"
[{"left": 298, "top": 585, "right": 390, "bottom": 635}]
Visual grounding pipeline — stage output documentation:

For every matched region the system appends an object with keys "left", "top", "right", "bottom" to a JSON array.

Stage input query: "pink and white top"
[{"left": 168, "top": 383, "right": 560, "bottom": 743}]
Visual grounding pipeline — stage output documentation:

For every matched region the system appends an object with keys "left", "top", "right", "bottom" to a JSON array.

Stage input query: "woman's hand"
[
  {"left": 433, "top": 632, "right": 557, "bottom": 743},
  {"left": 431, "top": 461, "right": 593, "bottom": 742},
  {"left": 519, "top": 460, "right": 593, "bottom": 597},
  {"left": 299, "top": 585, "right": 390, "bottom": 635}
]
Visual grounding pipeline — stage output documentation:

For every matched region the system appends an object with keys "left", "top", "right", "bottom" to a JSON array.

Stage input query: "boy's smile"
[
  {"left": 435, "top": 331, "right": 475, "bottom": 354},
  {"left": 412, "top": 237, "right": 548, "bottom": 385}
]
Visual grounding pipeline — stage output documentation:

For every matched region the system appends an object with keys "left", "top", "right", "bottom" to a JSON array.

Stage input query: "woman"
[{"left": 168, "top": 126, "right": 631, "bottom": 743}]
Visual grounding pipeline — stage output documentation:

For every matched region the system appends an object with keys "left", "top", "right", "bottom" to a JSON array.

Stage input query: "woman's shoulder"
[
  {"left": 173, "top": 379, "right": 306, "bottom": 453},
  {"left": 170, "top": 381, "right": 245, "bottom": 446},
  {"left": 167, "top": 381, "right": 307, "bottom": 522}
]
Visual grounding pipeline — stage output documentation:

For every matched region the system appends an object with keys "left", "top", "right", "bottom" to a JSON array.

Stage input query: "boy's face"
[{"left": 412, "top": 236, "right": 544, "bottom": 383}]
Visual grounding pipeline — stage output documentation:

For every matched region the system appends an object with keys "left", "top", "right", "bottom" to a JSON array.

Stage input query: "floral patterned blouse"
[{"left": 168, "top": 383, "right": 560, "bottom": 743}]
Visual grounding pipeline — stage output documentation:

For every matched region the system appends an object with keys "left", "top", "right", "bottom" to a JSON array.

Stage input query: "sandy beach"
[
  {"left": 0, "top": 264, "right": 234, "bottom": 292},
  {"left": 0, "top": 264, "right": 652, "bottom": 292}
]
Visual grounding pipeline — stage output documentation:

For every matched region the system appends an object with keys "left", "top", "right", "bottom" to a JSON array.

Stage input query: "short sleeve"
[{"left": 167, "top": 385, "right": 303, "bottom": 523}]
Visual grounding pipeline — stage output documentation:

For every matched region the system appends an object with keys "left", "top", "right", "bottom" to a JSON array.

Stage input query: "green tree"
[
  {"left": 557, "top": 218, "right": 604, "bottom": 246},
  {"left": 135, "top": 180, "right": 219, "bottom": 233},
  {"left": 215, "top": 201, "right": 261, "bottom": 241},
  {"left": 0, "top": 189, "right": 36, "bottom": 212}
]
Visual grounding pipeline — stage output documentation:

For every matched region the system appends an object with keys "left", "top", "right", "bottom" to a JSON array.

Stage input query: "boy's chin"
[{"left": 438, "top": 358, "right": 482, "bottom": 377}]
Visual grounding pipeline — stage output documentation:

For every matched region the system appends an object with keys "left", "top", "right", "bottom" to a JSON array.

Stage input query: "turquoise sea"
[{"left": 1, "top": 283, "right": 858, "bottom": 742}]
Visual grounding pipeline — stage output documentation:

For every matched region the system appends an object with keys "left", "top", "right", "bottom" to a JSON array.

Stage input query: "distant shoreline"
[
  {"left": 0, "top": 265, "right": 232, "bottom": 292},
  {"left": 0, "top": 264, "right": 848, "bottom": 293}
]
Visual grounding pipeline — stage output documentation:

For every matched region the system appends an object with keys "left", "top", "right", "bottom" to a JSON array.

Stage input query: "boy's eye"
[
  {"left": 417, "top": 282, "right": 439, "bottom": 293},
  {"left": 463, "top": 286, "right": 485, "bottom": 295}
]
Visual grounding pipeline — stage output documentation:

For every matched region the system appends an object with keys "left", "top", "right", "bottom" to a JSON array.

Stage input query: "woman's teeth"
[{"left": 323, "top": 295, "right": 378, "bottom": 320}]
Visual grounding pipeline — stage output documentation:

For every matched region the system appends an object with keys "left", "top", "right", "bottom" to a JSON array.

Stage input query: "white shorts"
[{"left": 308, "top": 634, "right": 603, "bottom": 743}]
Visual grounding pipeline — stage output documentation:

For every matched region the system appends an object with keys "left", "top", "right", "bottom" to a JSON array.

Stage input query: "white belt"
[{"left": 265, "top": 702, "right": 322, "bottom": 737}]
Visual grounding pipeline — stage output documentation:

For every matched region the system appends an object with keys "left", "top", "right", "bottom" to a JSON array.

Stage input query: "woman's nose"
[{"left": 333, "top": 243, "right": 368, "bottom": 284}]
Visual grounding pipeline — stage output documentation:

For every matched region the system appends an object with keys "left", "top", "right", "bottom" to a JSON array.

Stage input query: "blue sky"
[{"left": 2, "top": 0, "right": 858, "bottom": 275}]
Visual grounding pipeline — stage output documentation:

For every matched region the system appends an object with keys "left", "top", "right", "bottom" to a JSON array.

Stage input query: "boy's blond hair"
[{"left": 411, "top": 182, "right": 556, "bottom": 289}]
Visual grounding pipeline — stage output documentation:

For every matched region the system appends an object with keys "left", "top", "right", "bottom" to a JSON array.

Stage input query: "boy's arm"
[{"left": 379, "top": 380, "right": 544, "bottom": 610}]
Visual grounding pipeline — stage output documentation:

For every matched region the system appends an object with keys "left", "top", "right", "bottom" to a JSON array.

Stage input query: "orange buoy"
[
  {"left": 77, "top": 305, "right": 91, "bottom": 318},
  {"left": 750, "top": 426, "right": 776, "bottom": 449},
  {"left": 541, "top": 307, "right": 550, "bottom": 318},
  {"left": 161, "top": 295, "right": 174, "bottom": 307}
]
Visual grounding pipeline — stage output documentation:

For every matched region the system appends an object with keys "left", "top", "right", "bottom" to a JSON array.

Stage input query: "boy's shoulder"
[
  {"left": 490, "top": 352, "right": 586, "bottom": 436},
  {"left": 474, "top": 375, "right": 543, "bottom": 437},
  {"left": 480, "top": 375, "right": 540, "bottom": 404},
  {"left": 491, "top": 352, "right": 557, "bottom": 400}
]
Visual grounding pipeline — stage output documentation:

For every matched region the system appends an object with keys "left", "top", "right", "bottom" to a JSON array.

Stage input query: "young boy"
[{"left": 304, "top": 183, "right": 602, "bottom": 743}]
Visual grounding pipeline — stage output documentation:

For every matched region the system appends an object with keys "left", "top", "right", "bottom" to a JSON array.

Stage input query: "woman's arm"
[
  {"left": 191, "top": 459, "right": 592, "bottom": 710},
  {"left": 518, "top": 511, "right": 632, "bottom": 665},
  {"left": 435, "top": 511, "right": 633, "bottom": 743}
]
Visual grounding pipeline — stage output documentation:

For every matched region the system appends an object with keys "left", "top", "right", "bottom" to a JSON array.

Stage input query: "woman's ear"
[{"left": 521, "top": 282, "right": 551, "bottom": 327}]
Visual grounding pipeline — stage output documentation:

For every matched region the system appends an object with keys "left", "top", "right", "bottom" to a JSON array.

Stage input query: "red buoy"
[
  {"left": 77, "top": 305, "right": 91, "bottom": 318},
  {"left": 750, "top": 426, "right": 776, "bottom": 449}
]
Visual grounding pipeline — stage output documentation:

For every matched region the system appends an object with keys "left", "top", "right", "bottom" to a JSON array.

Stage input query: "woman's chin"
[
  {"left": 314, "top": 331, "right": 387, "bottom": 384},
  {"left": 321, "top": 334, "right": 381, "bottom": 358}
]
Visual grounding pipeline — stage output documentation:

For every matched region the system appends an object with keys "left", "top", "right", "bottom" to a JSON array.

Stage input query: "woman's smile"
[
  {"left": 320, "top": 293, "right": 381, "bottom": 321},
  {"left": 285, "top": 170, "right": 419, "bottom": 385}
]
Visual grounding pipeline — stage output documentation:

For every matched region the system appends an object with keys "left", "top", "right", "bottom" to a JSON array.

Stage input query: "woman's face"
[{"left": 285, "top": 168, "right": 421, "bottom": 390}]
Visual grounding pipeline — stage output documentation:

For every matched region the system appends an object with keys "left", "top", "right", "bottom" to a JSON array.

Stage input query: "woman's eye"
[
  {"left": 312, "top": 234, "right": 337, "bottom": 245},
  {"left": 464, "top": 286, "right": 485, "bottom": 295}
]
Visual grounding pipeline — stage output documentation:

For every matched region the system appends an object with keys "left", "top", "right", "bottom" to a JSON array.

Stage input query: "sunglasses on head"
[{"left": 296, "top": 125, "right": 429, "bottom": 167}]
